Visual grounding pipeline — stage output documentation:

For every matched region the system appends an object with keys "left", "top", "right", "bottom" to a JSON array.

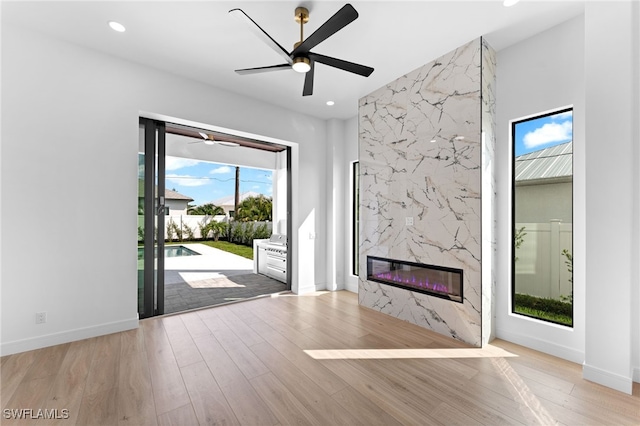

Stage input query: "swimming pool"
[{"left": 137, "top": 245, "right": 200, "bottom": 260}]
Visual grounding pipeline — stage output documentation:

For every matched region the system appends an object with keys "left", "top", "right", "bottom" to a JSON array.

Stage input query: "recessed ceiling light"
[
  {"left": 455, "top": 136, "right": 465, "bottom": 140},
  {"left": 108, "top": 21, "right": 126, "bottom": 32},
  {"left": 326, "top": 101, "right": 335, "bottom": 106},
  {"left": 430, "top": 139, "right": 437, "bottom": 143},
  {"left": 503, "top": 0, "right": 520, "bottom": 7}
]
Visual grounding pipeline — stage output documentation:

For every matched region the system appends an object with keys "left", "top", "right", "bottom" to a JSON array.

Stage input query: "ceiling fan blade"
[
  {"left": 235, "top": 64, "right": 291, "bottom": 75},
  {"left": 303, "top": 60, "right": 315, "bottom": 96},
  {"left": 229, "top": 8, "right": 293, "bottom": 64},
  {"left": 292, "top": 4, "right": 358, "bottom": 56},
  {"left": 309, "top": 53, "right": 374, "bottom": 77}
]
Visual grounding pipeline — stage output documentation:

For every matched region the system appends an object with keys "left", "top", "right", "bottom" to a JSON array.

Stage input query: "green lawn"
[
  {"left": 514, "top": 293, "right": 573, "bottom": 326},
  {"left": 200, "top": 240, "right": 254, "bottom": 259}
]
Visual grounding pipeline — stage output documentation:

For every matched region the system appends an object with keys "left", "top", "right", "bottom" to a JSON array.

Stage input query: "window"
[{"left": 512, "top": 108, "right": 573, "bottom": 326}]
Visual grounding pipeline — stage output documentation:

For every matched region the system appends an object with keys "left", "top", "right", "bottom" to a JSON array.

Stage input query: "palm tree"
[
  {"left": 235, "top": 195, "right": 272, "bottom": 222},
  {"left": 187, "top": 203, "right": 225, "bottom": 216}
]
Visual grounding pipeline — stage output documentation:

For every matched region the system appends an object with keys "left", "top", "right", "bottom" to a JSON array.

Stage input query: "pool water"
[{"left": 138, "top": 245, "right": 200, "bottom": 260}]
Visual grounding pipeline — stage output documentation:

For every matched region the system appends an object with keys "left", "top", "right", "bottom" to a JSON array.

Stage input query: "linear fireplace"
[{"left": 367, "top": 256, "right": 463, "bottom": 303}]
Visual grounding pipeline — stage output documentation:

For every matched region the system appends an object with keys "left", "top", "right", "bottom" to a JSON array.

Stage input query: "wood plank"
[
  {"left": 161, "top": 315, "right": 203, "bottom": 367},
  {"left": 76, "top": 387, "right": 118, "bottom": 426},
  {"left": 212, "top": 326, "right": 269, "bottom": 380},
  {"left": 196, "top": 337, "right": 279, "bottom": 425},
  {"left": 248, "top": 320, "right": 349, "bottom": 395},
  {"left": 40, "top": 338, "right": 96, "bottom": 425},
  {"left": 83, "top": 333, "right": 120, "bottom": 397},
  {"left": 180, "top": 361, "right": 240, "bottom": 426},
  {"left": 2, "top": 375, "right": 57, "bottom": 425},
  {"left": 117, "top": 347, "right": 157, "bottom": 426},
  {"left": 23, "top": 344, "right": 70, "bottom": 382},
  {"left": 120, "top": 327, "right": 146, "bottom": 358},
  {"left": 249, "top": 372, "right": 317, "bottom": 425},
  {"left": 1, "top": 350, "right": 39, "bottom": 409},
  {"left": 331, "top": 386, "right": 404, "bottom": 426},
  {"left": 431, "top": 401, "right": 484, "bottom": 426},
  {"left": 249, "top": 341, "right": 359, "bottom": 424},
  {"left": 142, "top": 318, "right": 191, "bottom": 416},
  {"left": 157, "top": 404, "right": 199, "bottom": 426},
  {"left": 319, "top": 358, "right": 443, "bottom": 425},
  {"left": 218, "top": 373, "right": 280, "bottom": 426},
  {"left": 215, "top": 305, "right": 264, "bottom": 347}
]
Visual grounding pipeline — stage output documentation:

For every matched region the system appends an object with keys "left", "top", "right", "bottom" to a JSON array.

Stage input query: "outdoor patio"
[{"left": 163, "top": 243, "right": 288, "bottom": 314}]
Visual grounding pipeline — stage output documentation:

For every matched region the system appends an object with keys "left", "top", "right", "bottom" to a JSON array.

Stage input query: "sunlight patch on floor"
[
  {"left": 491, "top": 357, "right": 557, "bottom": 424},
  {"left": 304, "top": 345, "right": 518, "bottom": 360}
]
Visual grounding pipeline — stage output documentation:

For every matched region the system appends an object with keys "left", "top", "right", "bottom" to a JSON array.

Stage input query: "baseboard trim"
[
  {"left": 583, "top": 363, "right": 633, "bottom": 394},
  {"left": 495, "top": 327, "right": 584, "bottom": 364},
  {"left": 0, "top": 317, "right": 138, "bottom": 356},
  {"left": 295, "top": 283, "right": 319, "bottom": 295}
]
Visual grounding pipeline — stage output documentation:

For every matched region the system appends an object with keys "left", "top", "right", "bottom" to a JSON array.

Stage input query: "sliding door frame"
[{"left": 140, "top": 117, "right": 166, "bottom": 318}]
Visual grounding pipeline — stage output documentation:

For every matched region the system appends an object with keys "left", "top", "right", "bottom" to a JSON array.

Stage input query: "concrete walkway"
[{"left": 163, "top": 243, "right": 287, "bottom": 314}]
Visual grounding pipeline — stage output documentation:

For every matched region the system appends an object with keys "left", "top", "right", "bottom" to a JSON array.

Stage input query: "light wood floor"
[{"left": 2, "top": 291, "right": 639, "bottom": 425}]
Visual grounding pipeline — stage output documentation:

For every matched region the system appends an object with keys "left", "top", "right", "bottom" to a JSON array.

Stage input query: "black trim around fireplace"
[{"left": 366, "top": 256, "right": 463, "bottom": 303}]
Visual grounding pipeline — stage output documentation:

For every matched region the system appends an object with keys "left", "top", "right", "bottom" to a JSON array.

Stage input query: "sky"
[
  {"left": 139, "top": 155, "right": 273, "bottom": 206},
  {"left": 514, "top": 109, "right": 573, "bottom": 156}
]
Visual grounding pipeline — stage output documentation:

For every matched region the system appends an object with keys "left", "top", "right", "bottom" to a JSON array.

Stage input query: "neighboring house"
[
  {"left": 164, "top": 188, "right": 194, "bottom": 215},
  {"left": 514, "top": 141, "right": 573, "bottom": 300},
  {"left": 210, "top": 191, "right": 262, "bottom": 217},
  {"left": 515, "top": 141, "right": 573, "bottom": 224},
  {"left": 137, "top": 180, "right": 194, "bottom": 216}
]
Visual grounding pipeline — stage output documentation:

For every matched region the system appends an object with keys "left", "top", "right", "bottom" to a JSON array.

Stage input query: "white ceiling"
[{"left": 3, "top": 1, "right": 586, "bottom": 120}]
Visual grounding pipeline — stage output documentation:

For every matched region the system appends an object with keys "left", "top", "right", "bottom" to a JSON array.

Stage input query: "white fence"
[
  {"left": 137, "top": 215, "right": 273, "bottom": 241},
  {"left": 515, "top": 220, "right": 573, "bottom": 300}
]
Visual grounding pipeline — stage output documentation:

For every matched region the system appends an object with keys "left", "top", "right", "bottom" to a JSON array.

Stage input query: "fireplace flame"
[{"left": 374, "top": 272, "right": 450, "bottom": 294}]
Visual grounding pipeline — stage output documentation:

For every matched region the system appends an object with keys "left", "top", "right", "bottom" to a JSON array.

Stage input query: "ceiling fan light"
[
  {"left": 292, "top": 57, "right": 311, "bottom": 73},
  {"left": 203, "top": 139, "right": 216, "bottom": 145}
]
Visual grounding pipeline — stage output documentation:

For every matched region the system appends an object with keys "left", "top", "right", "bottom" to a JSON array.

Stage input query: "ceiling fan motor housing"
[{"left": 294, "top": 7, "right": 309, "bottom": 23}]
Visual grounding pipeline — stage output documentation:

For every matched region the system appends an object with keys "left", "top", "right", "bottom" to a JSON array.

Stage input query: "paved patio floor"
[{"left": 163, "top": 243, "right": 288, "bottom": 314}]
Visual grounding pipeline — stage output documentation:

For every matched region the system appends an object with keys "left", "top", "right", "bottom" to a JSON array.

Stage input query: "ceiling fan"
[
  {"left": 229, "top": 3, "right": 374, "bottom": 96},
  {"left": 197, "top": 132, "right": 240, "bottom": 147}
]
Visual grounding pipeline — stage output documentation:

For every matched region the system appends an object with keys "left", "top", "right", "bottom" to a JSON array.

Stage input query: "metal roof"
[{"left": 515, "top": 141, "right": 572, "bottom": 182}]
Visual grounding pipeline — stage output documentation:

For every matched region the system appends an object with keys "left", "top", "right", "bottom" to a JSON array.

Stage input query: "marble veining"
[{"left": 358, "top": 38, "right": 496, "bottom": 347}]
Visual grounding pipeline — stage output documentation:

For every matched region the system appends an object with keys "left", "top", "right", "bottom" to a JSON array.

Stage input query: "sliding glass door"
[{"left": 138, "top": 118, "right": 166, "bottom": 318}]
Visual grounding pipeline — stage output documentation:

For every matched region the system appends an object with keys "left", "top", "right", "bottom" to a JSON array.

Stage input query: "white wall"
[
  {"left": 0, "top": 24, "right": 328, "bottom": 355},
  {"left": 583, "top": 1, "right": 638, "bottom": 394},
  {"left": 497, "top": 7, "right": 640, "bottom": 394},
  {"left": 495, "top": 15, "right": 586, "bottom": 363}
]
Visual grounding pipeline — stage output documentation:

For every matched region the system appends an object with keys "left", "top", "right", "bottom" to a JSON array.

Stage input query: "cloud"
[
  {"left": 551, "top": 111, "right": 572, "bottom": 120},
  {"left": 166, "top": 174, "right": 210, "bottom": 187},
  {"left": 210, "top": 166, "right": 232, "bottom": 174},
  {"left": 523, "top": 121, "right": 572, "bottom": 149},
  {"left": 165, "top": 157, "right": 201, "bottom": 171}
]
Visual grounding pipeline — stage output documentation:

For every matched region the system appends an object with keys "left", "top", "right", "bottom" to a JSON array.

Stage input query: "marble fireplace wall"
[{"left": 358, "top": 38, "right": 496, "bottom": 347}]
